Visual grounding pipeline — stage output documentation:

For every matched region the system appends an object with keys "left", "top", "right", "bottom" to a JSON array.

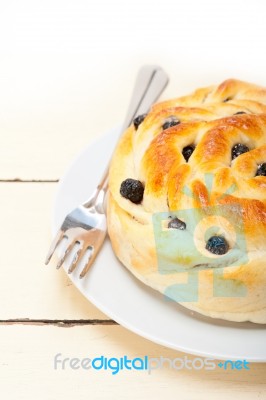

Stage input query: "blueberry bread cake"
[{"left": 107, "top": 79, "right": 266, "bottom": 323}]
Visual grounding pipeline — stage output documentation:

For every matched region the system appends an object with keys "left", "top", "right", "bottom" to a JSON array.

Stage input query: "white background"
[{"left": 1, "top": 0, "right": 266, "bottom": 180}]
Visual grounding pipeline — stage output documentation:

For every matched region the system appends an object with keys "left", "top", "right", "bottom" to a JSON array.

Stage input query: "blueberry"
[
  {"left": 206, "top": 236, "right": 229, "bottom": 255},
  {"left": 232, "top": 143, "right": 250, "bottom": 160},
  {"left": 133, "top": 114, "right": 147, "bottom": 130},
  {"left": 182, "top": 145, "right": 195, "bottom": 162},
  {"left": 168, "top": 217, "right": 186, "bottom": 230},
  {"left": 256, "top": 163, "right": 266, "bottom": 176},
  {"left": 162, "top": 116, "right": 180, "bottom": 130},
  {"left": 234, "top": 111, "right": 246, "bottom": 115},
  {"left": 120, "top": 178, "right": 144, "bottom": 204}
]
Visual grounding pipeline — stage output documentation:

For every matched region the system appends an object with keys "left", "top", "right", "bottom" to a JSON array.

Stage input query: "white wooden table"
[{"left": 1, "top": 1, "right": 266, "bottom": 399}]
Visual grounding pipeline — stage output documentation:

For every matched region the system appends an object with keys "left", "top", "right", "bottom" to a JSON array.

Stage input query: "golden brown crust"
[{"left": 107, "top": 79, "right": 266, "bottom": 323}]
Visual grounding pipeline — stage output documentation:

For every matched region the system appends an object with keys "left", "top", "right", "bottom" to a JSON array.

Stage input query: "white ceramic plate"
[{"left": 53, "top": 126, "right": 266, "bottom": 362}]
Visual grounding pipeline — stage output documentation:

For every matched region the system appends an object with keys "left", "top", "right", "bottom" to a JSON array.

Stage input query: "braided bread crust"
[{"left": 107, "top": 79, "right": 266, "bottom": 323}]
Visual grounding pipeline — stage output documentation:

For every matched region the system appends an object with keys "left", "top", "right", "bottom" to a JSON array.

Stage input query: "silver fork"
[{"left": 45, "top": 65, "right": 169, "bottom": 278}]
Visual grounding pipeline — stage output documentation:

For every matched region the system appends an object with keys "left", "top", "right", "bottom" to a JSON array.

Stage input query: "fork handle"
[{"left": 84, "top": 65, "right": 169, "bottom": 210}]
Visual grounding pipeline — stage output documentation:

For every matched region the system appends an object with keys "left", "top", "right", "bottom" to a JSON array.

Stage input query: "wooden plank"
[
  {"left": 0, "top": 57, "right": 173, "bottom": 181},
  {"left": 0, "top": 34, "right": 177, "bottom": 181},
  {"left": 0, "top": 55, "right": 129, "bottom": 180},
  {"left": 0, "top": 324, "right": 265, "bottom": 400},
  {"left": 0, "top": 182, "right": 107, "bottom": 319},
  {"left": 0, "top": 54, "right": 201, "bottom": 181}
]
